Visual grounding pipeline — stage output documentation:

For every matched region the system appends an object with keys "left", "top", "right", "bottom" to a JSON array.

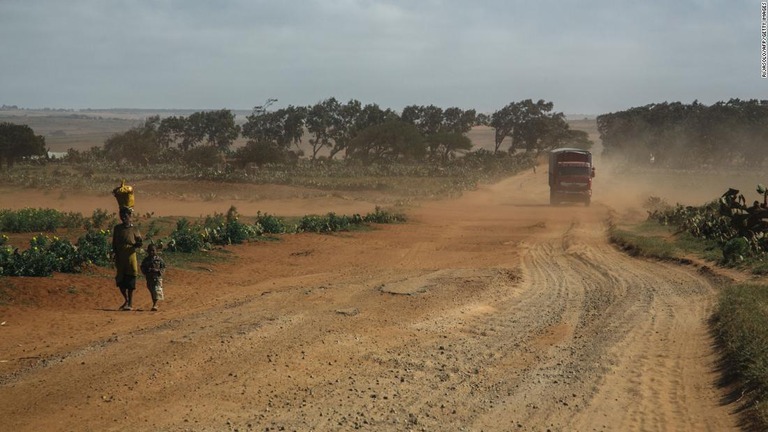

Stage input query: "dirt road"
[{"left": 0, "top": 169, "right": 739, "bottom": 431}]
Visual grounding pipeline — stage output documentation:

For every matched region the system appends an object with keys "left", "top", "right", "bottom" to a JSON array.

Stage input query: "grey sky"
[{"left": 0, "top": 0, "right": 762, "bottom": 114}]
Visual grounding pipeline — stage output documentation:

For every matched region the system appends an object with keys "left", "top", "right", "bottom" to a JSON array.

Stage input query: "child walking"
[{"left": 140, "top": 244, "right": 166, "bottom": 311}]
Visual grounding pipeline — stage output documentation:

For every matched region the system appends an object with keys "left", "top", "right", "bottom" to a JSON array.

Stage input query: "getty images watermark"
[{"left": 762, "top": 2, "right": 767, "bottom": 78}]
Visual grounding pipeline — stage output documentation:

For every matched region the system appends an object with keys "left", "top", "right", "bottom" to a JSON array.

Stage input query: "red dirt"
[{"left": 0, "top": 165, "right": 750, "bottom": 431}]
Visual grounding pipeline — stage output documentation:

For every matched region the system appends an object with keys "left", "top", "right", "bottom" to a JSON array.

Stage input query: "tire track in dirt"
[
  {"left": 468, "top": 216, "right": 735, "bottom": 431},
  {"left": 0, "top": 169, "right": 742, "bottom": 431}
]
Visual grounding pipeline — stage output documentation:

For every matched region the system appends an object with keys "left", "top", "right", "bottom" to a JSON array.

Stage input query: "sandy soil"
[
  {"left": 0, "top": 165, "right": 748, "bottom": 431},
  {"left": 0, "top": 180, "right": 395, "bottom": 218}
]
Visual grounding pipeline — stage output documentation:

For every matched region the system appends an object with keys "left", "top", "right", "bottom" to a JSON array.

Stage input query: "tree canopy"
[
  {"left": 102, "top": 110, "right": 240, "bottom": 166},
  {"left": 489, "top": 99, "right": 589, "bottom": 154},
  {"left": 242, "top": 105, "right": 306, "bottom": 149},
  {"left": 0, "top": 122, "right": 47, "bottom": 168},
  {"left": 158, "top": 109, "right": 240, "bottom": 152},
  {"left": 597, "top": 99, "right": 768, "bottom": 167},
  {"left": 347, "top": 121, "right": 425, "bottom": 165},
  {"left": 401, "top": 105, "right": 476, "bottom": 137},
  {"left": 103, "top": 116, "right": 162, "bottom": 165}
]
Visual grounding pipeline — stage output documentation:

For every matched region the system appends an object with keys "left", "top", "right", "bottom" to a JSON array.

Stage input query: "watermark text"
[{"left": 762, "top": 2, "right": 767, "bottom": 78}]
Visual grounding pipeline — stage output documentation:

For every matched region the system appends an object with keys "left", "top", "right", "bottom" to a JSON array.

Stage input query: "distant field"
[
  {"left": 0, "top": 111, "right": 142, "bottom": 152},
  {"left": 0, "top": 109, "right": 599, "bottom": 154}
]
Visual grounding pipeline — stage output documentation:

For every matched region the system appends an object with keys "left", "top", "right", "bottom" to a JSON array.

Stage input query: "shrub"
[
  {"left": 46, "top": 236, "right": 80, "bottom": 272},
  {"left": 364, "top": 206, "right": 406, "bottom": 224},
  {"left": 0, "top": 208, "right": 84, "bottom": 232},
  {"left": 165, "top": 207, "right": 265, "bottom": 253},
  {"left": 647, "top": 190, "right": 768, "bottom": 263},
  {"left": 297, "top": 208, "right": 407, "bottom": 234},
  {"left": 255, "top": 212, "right": 289, "bottom": 234},
  {"left": 0, "top": 205, "right": 410, "bottom": 272},
  {"left": 723, "top": 237, "right": 749, "bottom": 264},
  {"left": 298, "top": 213, "right": 357, "bottom": 233},
  {"left": 143, "top": 219, "right": 162, "bottom": 243},
  {"left": 0, "top": 235, "right": 74, "bottom": 276},
  {"left": 203, "top": 206, "right": 260, "bottom": 245},
  {"left": 0, "top": 245, "right": 13, "bottom": 275},
  {"left": 0, "top": 230, "right": 114, "bottom": 276},
  {"left": 77, "top": 229, "right": 112, "bottom": 267},
  {"left": 85, "top": 208, "right": 115, "bottom": 231},
  {"left": 298, "top": 215, "right": 332, "bottom": 233},
  {"left": 218, "top": 220, "right": 258, "bottom": 245},
  {"left": 60, "top": 212, "right": 85, "bottom": 229},
  {"left": 18, "top": 235, "right": 59, "bottom": 276},
  {"left": 235, "top": 141, "right": 298, "bottom": 167},
  {"left": 326, "top": 213, "right": 351, "bottom": 231},
  {"left": 183, "top": 145, "right": 222, "bottom": 168},
  {"left": 166, "top": 218, "right": 207, "bottom": 253}
]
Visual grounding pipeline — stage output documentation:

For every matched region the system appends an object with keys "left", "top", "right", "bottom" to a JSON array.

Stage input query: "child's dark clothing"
[{"left": 140, "top": 254, "right": 166, "bottom": 302}]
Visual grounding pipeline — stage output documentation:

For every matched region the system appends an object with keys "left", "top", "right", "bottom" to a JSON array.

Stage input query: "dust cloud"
[{"left": 592, "top": 154, "right": 766, "bottom": 219}]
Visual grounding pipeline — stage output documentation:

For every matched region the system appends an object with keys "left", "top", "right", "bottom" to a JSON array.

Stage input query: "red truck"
[{"left": 548, "top": 148, "right": 595, "bottom": 206}]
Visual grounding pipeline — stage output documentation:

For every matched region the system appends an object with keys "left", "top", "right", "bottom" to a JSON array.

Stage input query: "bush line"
[{"left": 0, "top": 206, "right": 406, "bottom": 276}]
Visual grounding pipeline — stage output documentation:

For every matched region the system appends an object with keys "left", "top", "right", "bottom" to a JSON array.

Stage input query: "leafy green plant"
[
  {"left": 203, "top": 206, "right": 260, "bottom": 246},
  {"left": 0, "top": 245, "right": 14, "bottom": 276},
  {"left": 255, "top": 212, "right": 289, "bottom": 234},
  {"left": 218, "top": 220, "right": 258, "bottom": 245},
  {"left": 60, "top": 212, "right": 85, "bottom": 229},
  {"left": 722, "top": 237, "right": 749, "bottom": 264},
  {"left": 77, "top": 229, "right": 112, "bottom": 267},
  {"left": 46, "top": 236, "right": 80, "bottom": 272},
  {"left": 0, "top": 204, "right": 411, "bottom": 271},
  {"left": 0, "top": 235, "right": 73, "bottom": 276},
  {"left": 166, "top": 218, "right": 208, "bottom": 253},
  {"left": 296, "top": 213, "right": 351, "bottom": 233},
  {"left": 0, "top": 208, "right": 84, "bottom": 232},
  {"left": 298, "top": 214, "right": 333, "bottom": 233},
  {"left": 142, "top": 219, "right": 163, "bottom": 243},
  {"left": 647, "top": 187, "right": 768, "bottom": 265},
  {"left": 364, "top": 206, "right": 406, "bottom": 224},
  {"left": 326, "top": 213, "right": 351, "bottom": 231},
  {"left": 85, "top": 208, "right": 115, "bottom": 231}
]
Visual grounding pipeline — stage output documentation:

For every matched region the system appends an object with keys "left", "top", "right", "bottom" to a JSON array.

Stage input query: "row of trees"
[
  {"left": 42, "top": 97, "right": 768, "bottom": 170},
  {"left": 99, "top": 109, "right": 239, "bottom": 166},
  {"left": 243, "top": 100, "right": 491, "bottom": 166},
  {"left": 90, "top": 98, "right": 588, "bottom": 168},
  {"left": 240, "top": 98, "right": 590, "bottom": 166},
  {"left": 2, "top": 98, "right": 591, "bottom": 169},
  {"left": 598, "top": 99, "right": 768, "bottom": 168}
]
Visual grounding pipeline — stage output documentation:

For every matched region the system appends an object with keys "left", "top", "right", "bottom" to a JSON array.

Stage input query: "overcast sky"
[{"left": 0, "top": 0, "right": 763, "bottom": 114}]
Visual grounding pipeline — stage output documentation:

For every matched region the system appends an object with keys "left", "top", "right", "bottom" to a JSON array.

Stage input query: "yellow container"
[{"left": 113, "top": 179, "right": 135, "bottom": 209}]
